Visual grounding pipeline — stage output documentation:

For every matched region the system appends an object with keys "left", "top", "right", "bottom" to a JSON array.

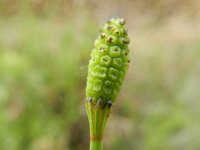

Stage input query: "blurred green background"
[{"left": 0, "top": 0, "right": 200, "bottom": 150}]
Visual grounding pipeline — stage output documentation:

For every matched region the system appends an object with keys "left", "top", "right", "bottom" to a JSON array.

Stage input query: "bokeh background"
[{"left": 0, "top": 0, "right": 200, "bottom": 150}]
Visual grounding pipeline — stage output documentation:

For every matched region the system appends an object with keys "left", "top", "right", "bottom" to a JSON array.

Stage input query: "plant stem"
[
  {"left": 85, "top": 98, "right": 111, "bottom": 150},
  {"left": 90, "top": 140, "right": 103, "bottom": 150}
]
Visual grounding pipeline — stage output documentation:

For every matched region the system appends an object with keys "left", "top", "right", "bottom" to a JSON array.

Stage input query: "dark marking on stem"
[
  {"left": 108, "top": 100, "right": 112, "bottom": 108},
  {"left": 107, "top": 36, "right": 113, "bottom": 43},
  {"left": 119, "top": 19, "right": 126, "bottom": 25},
  {"left": 99, "top": 46, "right": 105, "bottom": 51},
  {"left": 97, "top": 98, "right": 103, "bottom": 107},
  {"left": 114, "top": 47, "right": 118, "bottom": 51},
  {"left": 90, "top": 135, "right": 103, "bottom": 141},
  {"left": 123, "top": 29, "right": 127, "bottom": 35},
  {"left": 100, "top": 34, "right": 105, "bottom": 39},
  {"left": 123, "top": 39, "right": 130, "bottom": 44},
  {"left": 107, "top": 26, "right": 113, "bottom": 30},
  {"left": 103, "top": 58, "right": 107, "bottom": 62},
  {"left": 89, "top": 97, "right": 93, "bottom": 103},
  {"left": 102, "top": 102, "right": 107, "bottom": 109},
  {"left": 115, "top": 30, "right": 120, "bottom": 35}
]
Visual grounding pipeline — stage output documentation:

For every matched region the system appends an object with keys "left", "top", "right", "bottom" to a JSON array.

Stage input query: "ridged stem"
[
  {"left": 85, "top": 98, "right": 112, "bottom": 150},
  {"left": 90, "top": 141, "right": 103, "bottom": 150}
]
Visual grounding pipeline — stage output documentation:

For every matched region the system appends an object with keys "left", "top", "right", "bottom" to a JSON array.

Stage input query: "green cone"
[
  {"left": 86, "top": 17, "right": 130, "bottom": 103},
  {"left": 85, "top": 17, "right": 130, "bottom": 150}
]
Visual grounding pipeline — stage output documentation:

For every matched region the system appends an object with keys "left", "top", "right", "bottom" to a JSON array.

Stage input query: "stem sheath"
[{"left": 90, "top": 141, "right": 103, "bottom": 150}]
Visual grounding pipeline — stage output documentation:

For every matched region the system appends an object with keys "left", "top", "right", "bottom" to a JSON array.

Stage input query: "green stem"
[
  {"left": 90, "top": 140, "right": 103, "bottom": 150},
  {"left": 86, "top": 99, "right": 111, "bottom": 150}
]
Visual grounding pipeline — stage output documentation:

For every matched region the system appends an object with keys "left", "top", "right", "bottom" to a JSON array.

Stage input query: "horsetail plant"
[{"left": 85, "top": 17, "right": 130, "bottom": 150}]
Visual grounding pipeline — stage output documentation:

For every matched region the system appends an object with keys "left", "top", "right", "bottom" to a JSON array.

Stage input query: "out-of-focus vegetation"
[{"left": 0, "top": 0, "right": 200, "bottom": 150}]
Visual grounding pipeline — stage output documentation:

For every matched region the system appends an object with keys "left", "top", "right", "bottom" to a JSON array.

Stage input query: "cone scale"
[{"left": 85, "top": 17, "right": 130, "bottom": 150}]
